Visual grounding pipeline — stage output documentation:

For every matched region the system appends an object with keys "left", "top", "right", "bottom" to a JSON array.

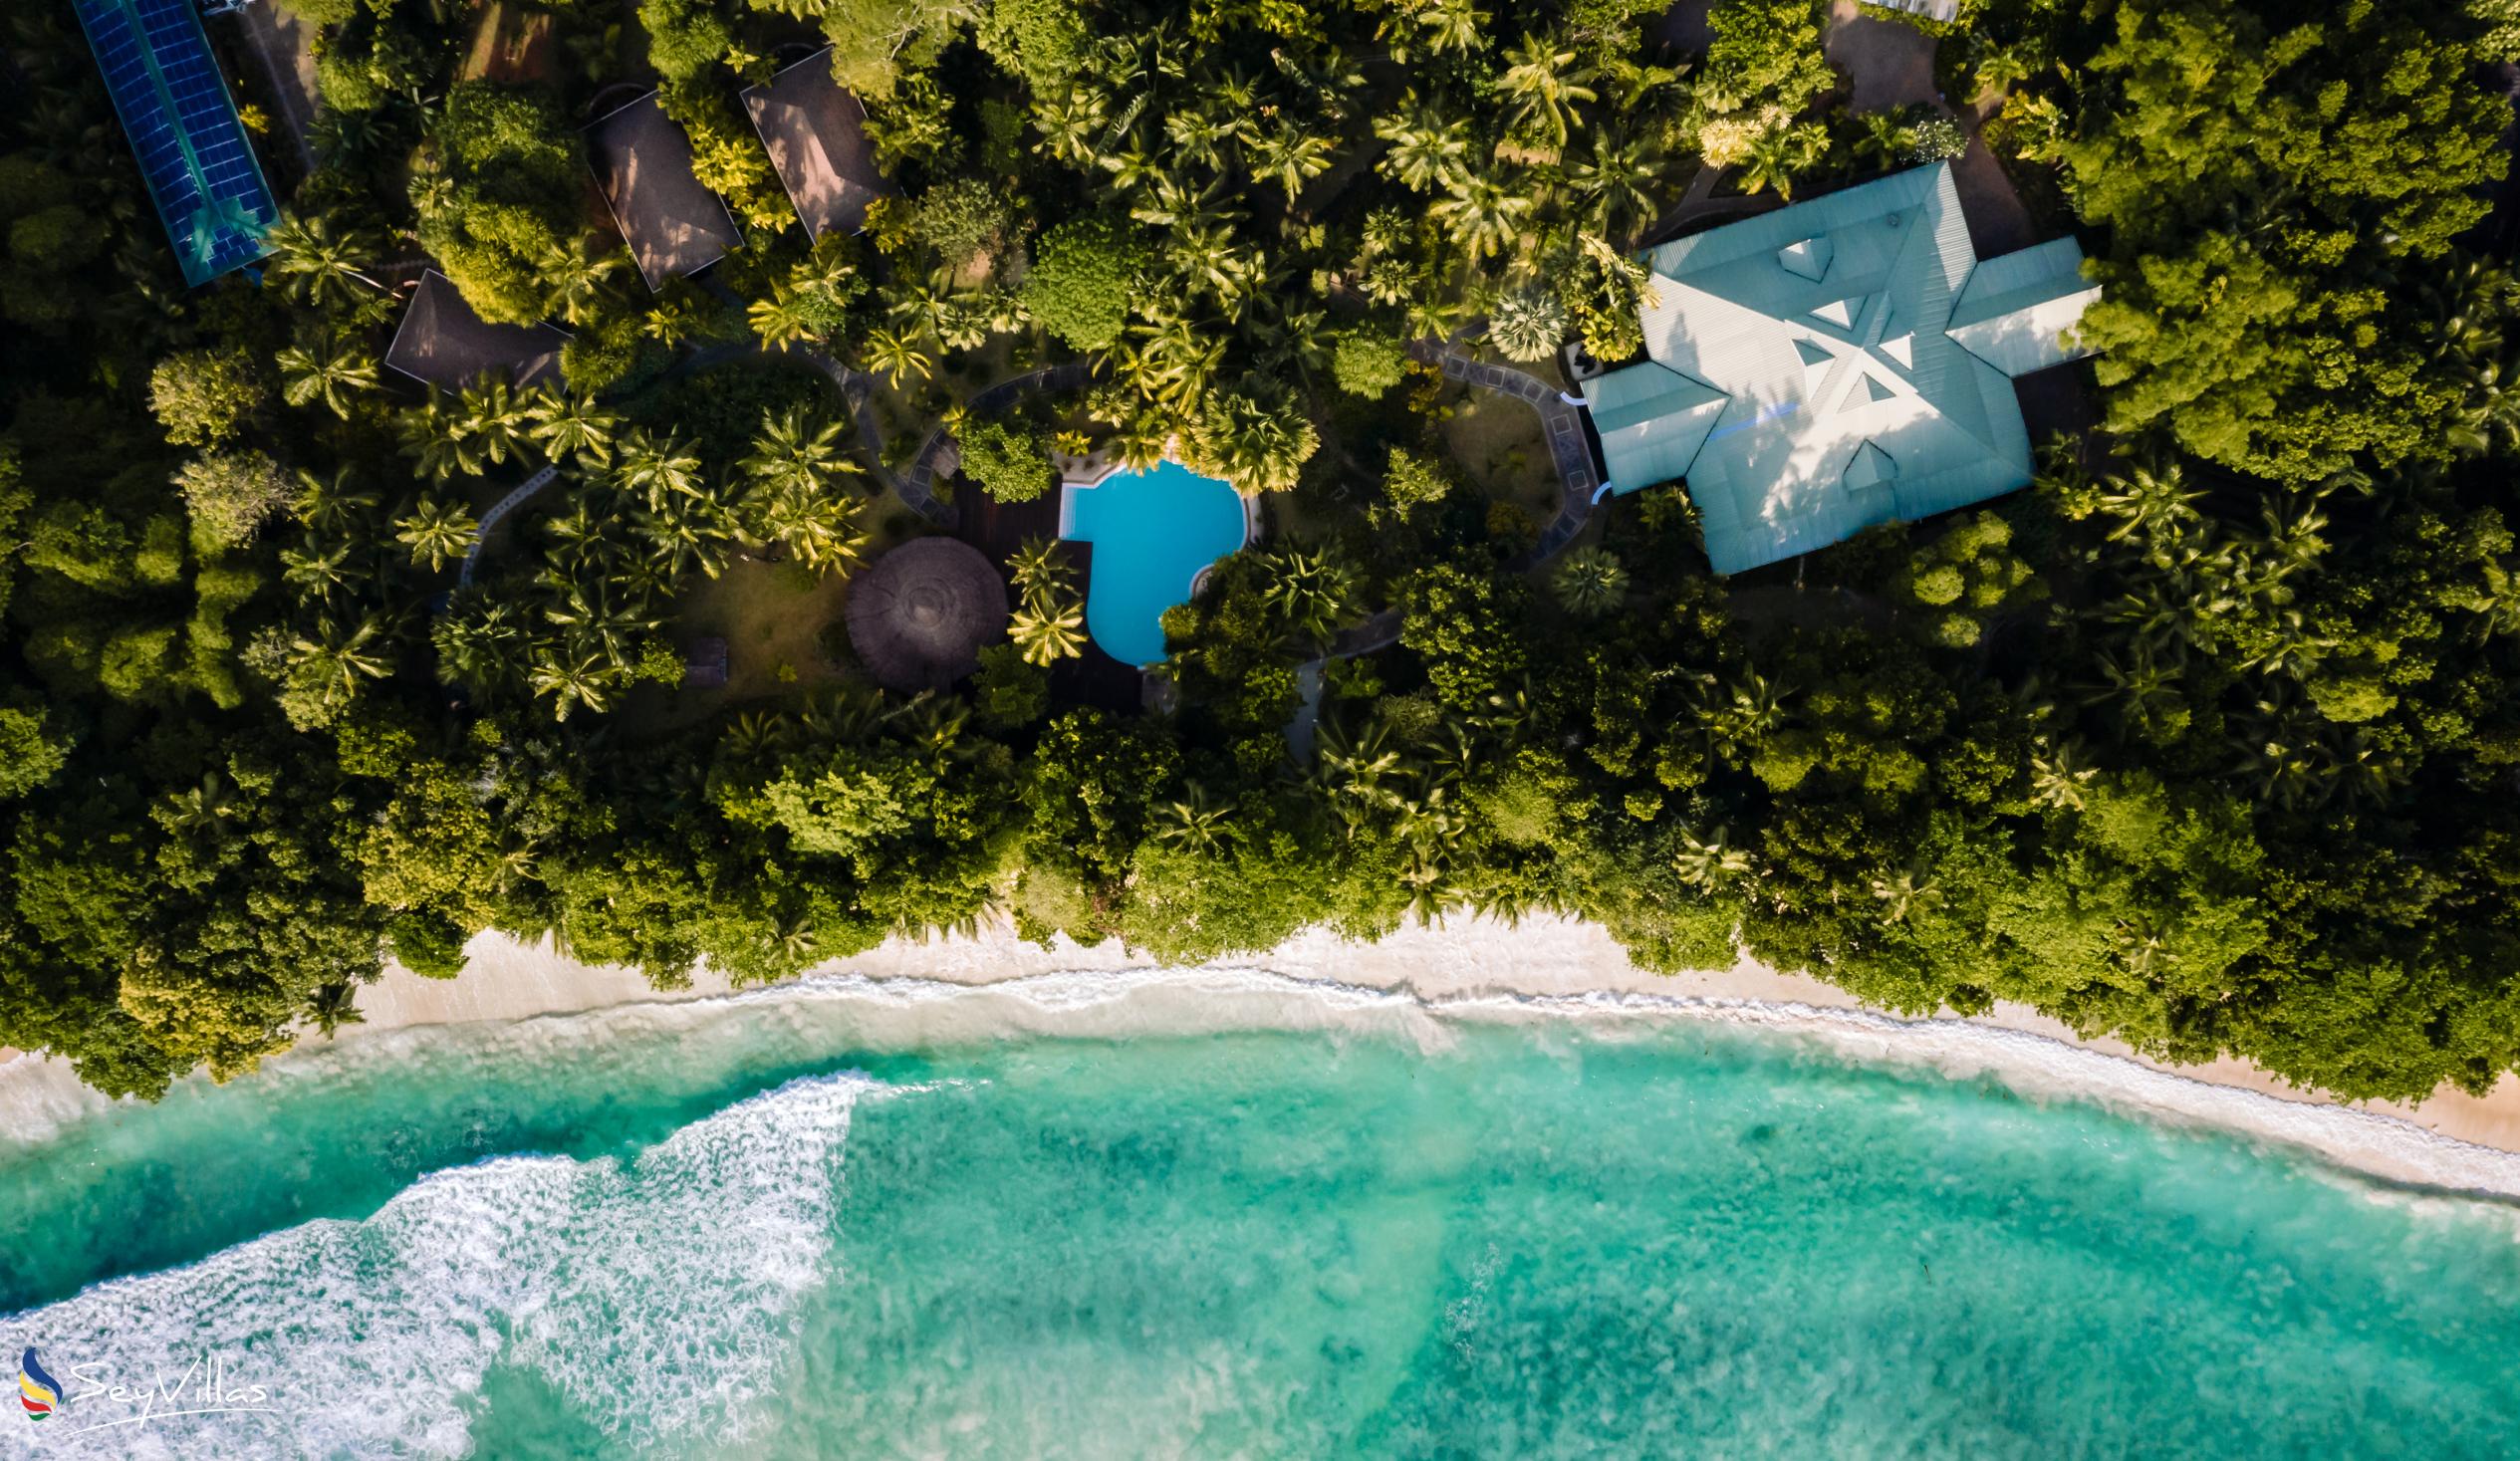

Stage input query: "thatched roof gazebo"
[{"left": 846, "top": 537, "right": 1008, "bottom": 690}]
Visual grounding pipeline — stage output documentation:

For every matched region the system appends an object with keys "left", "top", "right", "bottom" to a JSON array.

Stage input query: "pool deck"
[{"left": 947, "top": 485, "right": 1144, "bottom": 713}]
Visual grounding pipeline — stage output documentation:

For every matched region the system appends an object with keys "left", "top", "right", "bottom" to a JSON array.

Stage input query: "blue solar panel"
[{"left": 71, "top": 0, "right": 278, "bottom": 287}]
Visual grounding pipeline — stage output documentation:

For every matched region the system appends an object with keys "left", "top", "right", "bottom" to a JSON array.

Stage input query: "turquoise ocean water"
[{"left": 4, "top": 986, "right": 2520, "bottom": 1458}]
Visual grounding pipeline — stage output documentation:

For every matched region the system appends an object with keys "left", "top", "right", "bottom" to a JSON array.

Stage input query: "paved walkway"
[
  {"left": 897, "top": 362, "right": 1096, "bottom": 526},
  {"left": 1825, "top": 0, "right": 1939, "bottom": 115},
  {"left": 1406, "top": 339, "right": 1602, "bottom": 569},
  {"left": 457, "top": 463, "right": 560, "bottom": 589},
  {"left": 1304, "top": 342, "right": 1606, "bottom": 675},
  {"left": 227, "top": 0, "right": 318, "bottom": 171}
]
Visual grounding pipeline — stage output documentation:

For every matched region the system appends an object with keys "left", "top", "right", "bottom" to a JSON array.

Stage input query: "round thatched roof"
[{"left": 846, "top": 537, "right": 1009, "bottom": 690}]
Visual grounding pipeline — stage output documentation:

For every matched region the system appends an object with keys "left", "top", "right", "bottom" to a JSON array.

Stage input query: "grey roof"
[
  {"left": 742, "top": 49, "right": 888, "bottom": 239},
  {"left": 846, "top": 538, "right": 1008, "bottom": 690},
  {"left": 1947, "top": 236, "right": 2104, "bottom": 377},
  {"left": 1586, "top": 162, "right": 2101, "bottom": 575},
  {"left": 584, "top": 93, "right": 741, "bottom": 288},
  {"left": 1868, "top": 0, "right": 1960, "bottom": 20},
  {"left": 682, "top": 635, "right": 729, "bottom": 689},
  {"left": 383, "top": 270, "right": 566, "bottom": 390}
]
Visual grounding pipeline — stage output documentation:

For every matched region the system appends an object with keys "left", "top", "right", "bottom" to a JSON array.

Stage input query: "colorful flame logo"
[{"left": 19, "top": 1348, "right": 60, "bottom": 1420}]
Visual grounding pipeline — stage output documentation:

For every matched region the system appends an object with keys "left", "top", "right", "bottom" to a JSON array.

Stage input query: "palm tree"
[
  {"left": 527, "top": 390, "right": 622, "bottom": 467},
  {"left": 528, "top": 639, "right": 614, "bottom": 721},
  {"left": 1499, "top": 32, "right": 1599, "bottom": 147},
  {"left": 749, "top": 282, "right": 818, "bottom": 351},
  {"left": 277, "top": 336, "right": 381, "bottom": 418},
  {"left": 1431, "top": 170, "right": 1534, "bottom": 261},
  {"left": 282, "top": 539, "right": 356, "bottom": 607},
  {"left": 432, "top": 597, "right": 531, "bottom": 694},
  {"left": 1112, "top": 411, "right": 1171, "bottom": 471},
  {"left": 1551, "top": 548, "right": 1629, "bottom": 618},
  {"left": 1488, "top": 288, "right": 1569, "bottom": 364},
  {"left": 1672, "top": 825, "right": 1753, "bottom": 890},
  {"left": 292, "top": 616, "right": 393, "bottom": 707},
  {"left": 159, "top": 771, "right": 241, "bottom": 838},
  {"left": 1568, "top": 131, "right": 1662, "bottom": 240},
  {"left": 1261, "top": 546, "right": 1362, "bottom": 643},
  {"left": 1250, "top": 126, "right": 1335, "bottom": 202},
  {"left": 1411, "top": 0, "right": 1488, "bottom": 57},
  {"left": 541, "top": 501, "right": 608, "bottom": 574},
  {"left": 451, "top": 377, "right": 533, "bottom": 471},
  {"left": 2456, "top": 561, "right": 2520, "bottom": 640},
  {"left": 635, "top": 498, "right": 737, "bottom": 582},
  {"left": 612, "top": 428, "right": 704, "bottom": 512},
  {"left": 291, "top": 466, "right": 378, "bottom": 535},
  {"left": 261, "top": 211, "right": 378, "bottom": 312},
  {"left": 395, "top": 496, "right": 479, "bottom": 573},
  {"left": 749, "top": 482, "right": 870, "bottom": 575},
  {"left": 1007, "top": 535, "right": 1076, "bottom": 613},
  {"left": 2027, "top": 738, "right": 2098, "bottom": 811},
  {"left": 1152, "top": 783, "right": 1232, "bottom": 853},
  {"left": 1010, "top": 599, "right": 1088, "bottom": 666},
  {"left": 399, "top": 395, "right": 477, "bottom": 483},
  {"left": 863, "top": 328, "right": 932, "bottom": 387},
  {"left": 1870, "top": 861, "right": 1944, "bottom": 922},
  {"left": 1734, "top": 124, "right": 1811, "bottom": 200},
  {"left": 1853, "top": 112, "right": 1920, "bottom": 171},
  {"left": 1184, "top": 391, "right": 1318, "bottom": 495},
  {"left": 741, "top": 406, "right": 856, "bottom": 498},
  {"left": 538, "top": 239, "right": 628, "bottom": 326},
  {"left": 1373, "top": 100, "right": 1472, "bottom": 193}
]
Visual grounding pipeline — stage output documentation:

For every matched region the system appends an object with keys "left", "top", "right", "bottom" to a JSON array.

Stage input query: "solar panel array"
[{"left": 72, "top": 0, "right": 278, "bottom": 287}]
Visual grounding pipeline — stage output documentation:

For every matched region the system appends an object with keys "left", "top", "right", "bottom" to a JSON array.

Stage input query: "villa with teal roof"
[{"left": 1583, "top": 161, "right": 2101, "bottom": 575}]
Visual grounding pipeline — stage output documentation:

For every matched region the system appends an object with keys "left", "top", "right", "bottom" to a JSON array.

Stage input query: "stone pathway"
[
  {"left": 227, "top": 0, "right": 318, "bottom": 171},
  {"left": 1303, "top": 343, "right": 1607, "bottom": 677},
  {"left": 898, "top": 362, "right": 1096, "bottom": 527},
  {"left": 1406, "top": 339, "right": 1602, "bottom": 570},
  {"left": 457, "top": 463, "right": 560, "bottom": 589}
]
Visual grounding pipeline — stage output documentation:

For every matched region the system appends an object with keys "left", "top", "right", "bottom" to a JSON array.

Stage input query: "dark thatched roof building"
[
  {"left": 742, "top": 50, "right": 888, "bottom": 239},
  {"left": 584, "top": 92, "right": 742, "bottom": 288},
  {"left": 384, "top": 270, "right": 566, "bottom": 390},
  {"left": 682, "top": 636, "right": 729, "bottom": 689},
  {"left": 846, "top": 538, "right": 1008, "bottom": 690}
]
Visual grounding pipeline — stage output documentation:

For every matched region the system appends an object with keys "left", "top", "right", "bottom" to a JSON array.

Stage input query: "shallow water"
[{"left": 5, "top": 995, "right": 2520, "bottom": 1457}]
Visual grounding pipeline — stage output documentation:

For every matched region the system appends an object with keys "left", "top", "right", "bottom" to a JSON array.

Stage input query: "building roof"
[
  {"left": 72, "top": 0, "right": 278, "bottom": 287},
  {"left": 383, "top": 270, "right": 567, "bottom": 390},
  {"left": 1946, "top": 236, "right": 2104, "bottom": 378},
  {"left": 846, "top": 538, "right": 1009, "bottom": 690},
  {"left": 1583, "top": 162, "right": 2100, "bottom": 575},
  {"left": 1868, "top": 0, "right": 1960, "bottom": 20},
  {"left": 682, "top": 636, "right": 729, "bottom": 690},
  {"left": 584, "top": 93, "right": 741, "bottom": 289},
  {"left": 742, "top": 50, "right": 888, "bottom": 239}
]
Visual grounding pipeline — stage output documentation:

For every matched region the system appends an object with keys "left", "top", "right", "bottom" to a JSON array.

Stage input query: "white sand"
[{"left": 10, "top": 915, "right": 2520, "bottom": 1196}]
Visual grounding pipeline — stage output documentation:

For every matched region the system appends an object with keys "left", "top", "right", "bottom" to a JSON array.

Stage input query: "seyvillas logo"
[{"left": 18, "top": 1348, "right": 60, "bottom": 1420}]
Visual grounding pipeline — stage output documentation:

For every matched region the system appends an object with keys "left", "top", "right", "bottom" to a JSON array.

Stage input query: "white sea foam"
[
  {"left": 347, "top": 958, "right": 2520, "bottom": 1206},
  {"left": 0, "top": 1073, "right": 889, "bottom": 1458}
]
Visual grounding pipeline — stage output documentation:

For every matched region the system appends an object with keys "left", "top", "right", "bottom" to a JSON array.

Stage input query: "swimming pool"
[{"left": 1058, "top": 460, "right": 1249, "bottom": 666}]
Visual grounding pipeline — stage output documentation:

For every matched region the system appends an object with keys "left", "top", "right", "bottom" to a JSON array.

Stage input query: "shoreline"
[{"left": 9, "top": 915, "right": 2520, "bottom": 1196}]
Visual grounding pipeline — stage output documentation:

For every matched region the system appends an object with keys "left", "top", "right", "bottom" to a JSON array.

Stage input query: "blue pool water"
[{"left": 1060, "top": 460, "right": 1247, "bottom": 665}]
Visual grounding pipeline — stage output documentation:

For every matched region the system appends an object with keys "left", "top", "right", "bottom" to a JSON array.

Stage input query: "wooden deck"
[{"left": 949, "top": 487, "right": 1146, "bottom": 715}]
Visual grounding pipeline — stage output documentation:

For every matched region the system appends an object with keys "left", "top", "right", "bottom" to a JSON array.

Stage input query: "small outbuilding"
[
  {"left": 846, "top": 538, "right": 1009, "bottom": 691},
  {"left": 584, "top": 92, "right": 742, "bottom": 288},
  {"left": 742, "top": 49, "right": 888, "bottom": 239},
  {"left": 682, "top": 636, "right": 730, "bottom": 690},
  {"left": 383, "top": 269, "right": 567, "bottom": 390}
]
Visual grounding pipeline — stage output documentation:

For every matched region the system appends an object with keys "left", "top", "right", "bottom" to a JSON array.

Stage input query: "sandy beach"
[{"left": 9, "top": 915, "right": 2520, "bottom": 1196}]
